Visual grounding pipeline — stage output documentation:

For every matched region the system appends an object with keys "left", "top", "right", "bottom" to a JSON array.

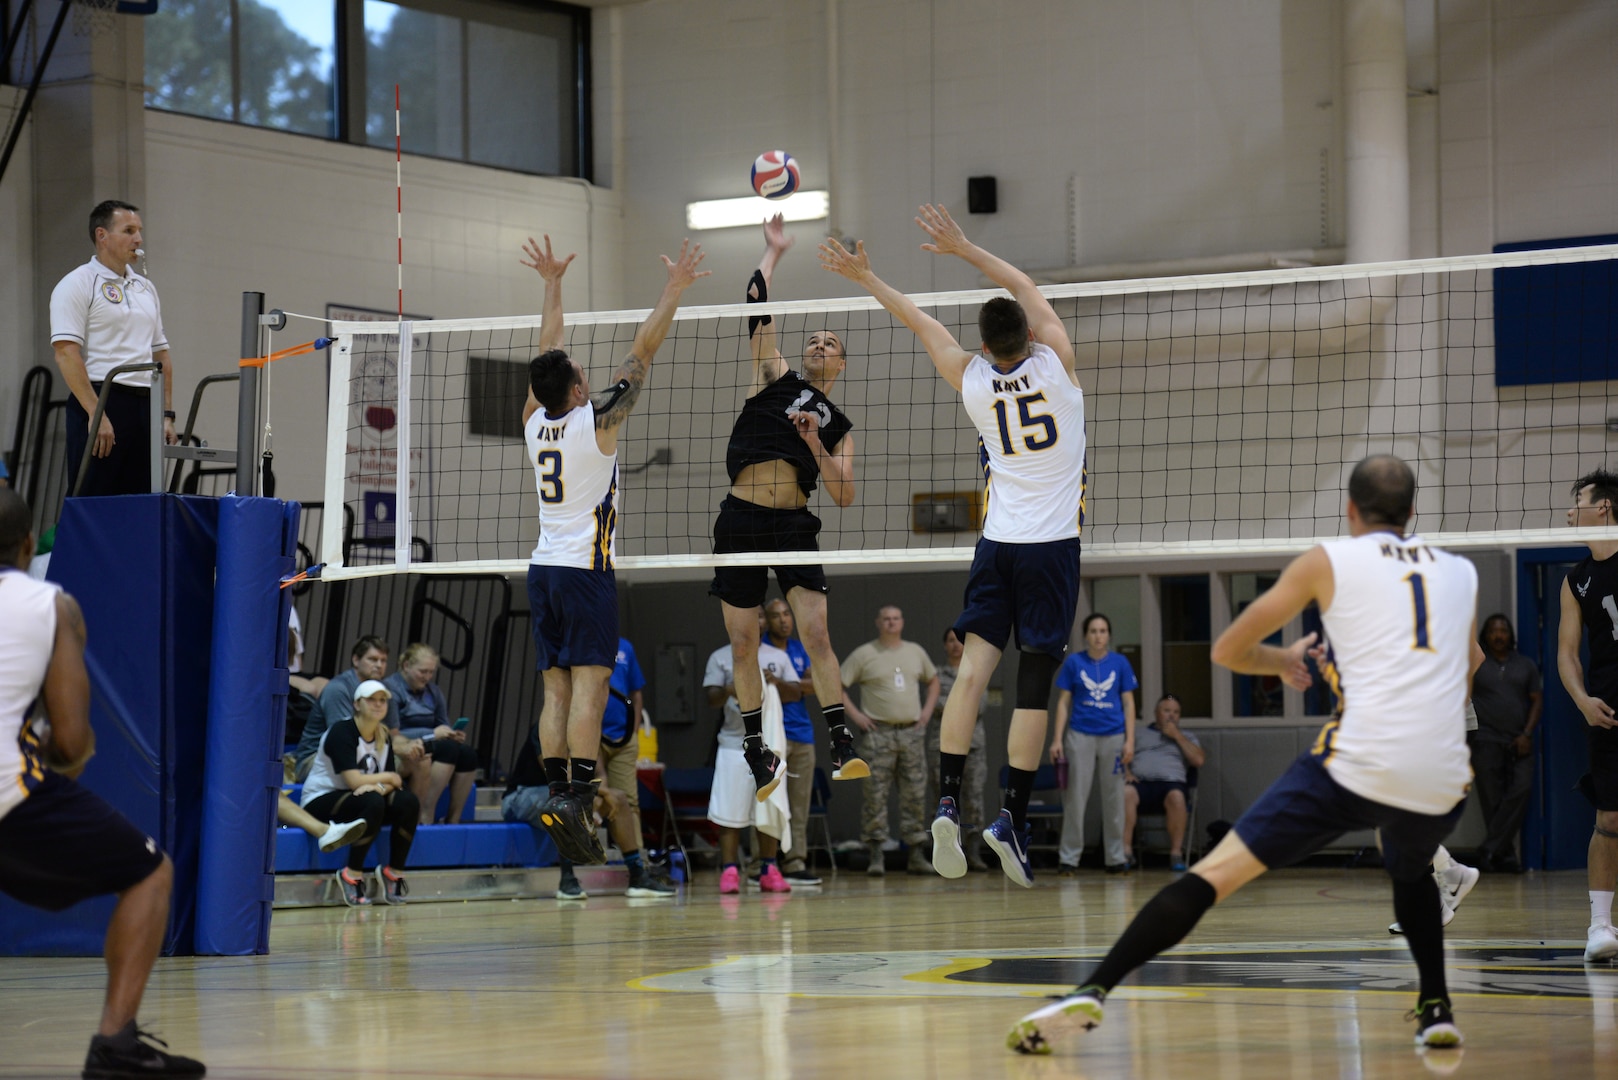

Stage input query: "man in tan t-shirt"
[{"left": 842, "top": 605, "right": 940, "bottom": 876}]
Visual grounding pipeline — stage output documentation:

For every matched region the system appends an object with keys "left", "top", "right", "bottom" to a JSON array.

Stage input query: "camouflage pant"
[
  {"left": 861, "top": 722, "right": 930, "bottom": 845},
  {"left": 925, "top": 718, "right": 988, "bottom": 831}
]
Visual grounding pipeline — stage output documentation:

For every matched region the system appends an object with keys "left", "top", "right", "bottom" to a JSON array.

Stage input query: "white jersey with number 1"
[
  {"left": 1314, "top": 532, "right": 1477, "bottom": 815},
  {"left": 960, "top": 342, "right": 1086, "bottom": 544},
  {"left": 526, "top": 402, "right": 619, "bottom": 571}
]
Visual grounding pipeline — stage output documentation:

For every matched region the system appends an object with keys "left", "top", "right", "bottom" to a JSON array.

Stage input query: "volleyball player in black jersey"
[
  {"left": 712, "top": 214, "right": 868, "bottom": 796},
  {"left": 1557, "top": 468, "right": 1618, "bottom": 962}
]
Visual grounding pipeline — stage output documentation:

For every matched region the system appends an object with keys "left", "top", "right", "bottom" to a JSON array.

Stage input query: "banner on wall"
[{"left": 328, "top": 304, "right": 433, "bottom": 564}]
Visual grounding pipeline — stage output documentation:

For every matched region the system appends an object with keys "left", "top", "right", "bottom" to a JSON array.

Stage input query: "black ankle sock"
[
  {"left": 570, "top": 758, "right": 597, "bottom": 800},
  {"left": 939, "top": 753, "right": 967, "bottom": 804},
  {"left": 543, "top": 757, "right": 569, "bottom": 788},
  {"left": 1392, "top": 873, "right": 1448, "bottom": 1002},
  {"left": 741, "top": 707, "right": 764, "bottom": 739},
  {"left": 1085, "top": 872, "right": 1217, "bottom": 992},
  {"left": 1003, "top": 767, "right": 1037, "bottom": 832},
  {"left": 822, "top": 704, "right": 849, "bottom": 738},
  {"left": 624, "top": 849, "right": 642, "bottom": 870}
]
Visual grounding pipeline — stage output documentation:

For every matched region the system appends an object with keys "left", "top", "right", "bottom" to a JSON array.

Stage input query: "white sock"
[
  {"left": 1431, "top": 845, "right": 1453, "bottom": 875},
  {"left": 1592, "top": 891, "right": 1615, "bottom": 929}
]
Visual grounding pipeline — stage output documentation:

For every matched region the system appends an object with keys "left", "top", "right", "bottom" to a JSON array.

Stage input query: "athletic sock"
[
  {"left": 570, "top": 758, "right": 597, "bottom": 800},
  {"left": 760, "top": 856, "right": 777, "bottom": 871},
  {"left": 1003, "top": 767, "right": 1037, "bottom": 833},
  {"left": 939, "top": 752, "right": 967, "bottom": 804},
  {"left": 1593, "top": 891, "right": 1615, "bottom": 928},
  {"left": 1084, "top": 873, "right": 1218, "bottom": 993},
  {"left": 1393, "top": 874, "right": 1448, "bottom": 1002},
  {"left": 624, "top": 849, "right": 642, "bottom": 871},
  {"left": 822, "top": 704, "right": 849, "bottom": 737},
  {"left": 543, "top": 757, "right": 569, "bottom": 795},
  {"left": 741, "top": 707, "right": 764, "bottom": 740}
]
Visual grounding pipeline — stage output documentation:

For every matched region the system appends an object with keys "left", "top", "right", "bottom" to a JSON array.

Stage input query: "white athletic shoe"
[
  {"left": 930, "top": 798, "right": 967, "bottom": 879},
  {"left": 1586, "top": 924, "right": 1618, "bottom": 962},
  {"left": 1007, "top": 990, "right": 1106, "bottom": 1054},
  {"left": 318, "top": 818, "right": 366, "bottom": 853},
  {"left": 1439, "top": 862, "right": 1479, "bottom": 909},
  {"left": 1388, "top": 893, "right": 1458, "bottom": 935}
]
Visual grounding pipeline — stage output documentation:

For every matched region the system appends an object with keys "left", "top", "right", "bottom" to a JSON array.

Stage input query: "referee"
[{"left": 50, "top": 200, "right": 178, "bottom": 496}]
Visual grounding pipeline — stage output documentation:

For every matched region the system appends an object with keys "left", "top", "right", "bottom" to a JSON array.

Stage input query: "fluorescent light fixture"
[{"left": 686, "top": 190, "right": 829, "bottom": 231}]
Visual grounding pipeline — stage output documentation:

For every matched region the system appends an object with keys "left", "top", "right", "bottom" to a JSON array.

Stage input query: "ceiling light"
[{"left": 685, "top": 190, "right": 829, "bottom": 231}]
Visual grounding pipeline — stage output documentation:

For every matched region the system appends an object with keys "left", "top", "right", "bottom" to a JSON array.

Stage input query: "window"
[
  {"left": 145, "top": 0, "right": 589, "bottom": 177},
  {"left": 1229, "top": 573, "right": 1283, "bottom": 717},
  {"left": 1160, "top": 575, "right": 1211, "bottom": 718},
  {"left": 467, "top": 355, "right": 528, "bottom": 440},
  {"left": 1090, "top": 577, "right": 1142, "bottom": 685}
]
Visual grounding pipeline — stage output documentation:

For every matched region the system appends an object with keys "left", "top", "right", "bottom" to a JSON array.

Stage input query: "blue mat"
[{"left": 274, "top": 823, "right": 555, "bottom": 872}]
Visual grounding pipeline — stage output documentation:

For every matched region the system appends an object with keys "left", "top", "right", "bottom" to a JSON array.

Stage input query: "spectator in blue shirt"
[
  {"left": 601, "top": 637, "right": 649, "bottom": 845},
  {"left": 383, "top": 643, "right": 478, "bottom": 824},
  {"left": 1051, "top": 613, "right": 1138, "bottom": 875},
  {"left": 766, "top": 599, "right": 822, "bottom": 886}
]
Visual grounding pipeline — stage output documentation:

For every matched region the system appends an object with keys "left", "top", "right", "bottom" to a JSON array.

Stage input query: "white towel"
[{"left": 755, "top": 683, "right": 792, "bottom": 853}]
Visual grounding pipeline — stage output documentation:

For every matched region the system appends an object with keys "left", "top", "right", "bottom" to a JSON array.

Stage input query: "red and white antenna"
[{"left": 395, "top": 84, "right": 403, "bottom": 318}]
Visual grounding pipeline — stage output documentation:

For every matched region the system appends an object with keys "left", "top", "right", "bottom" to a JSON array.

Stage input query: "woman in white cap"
[{"left": 299, "top": 679, "right": 420, "bottom": 905}]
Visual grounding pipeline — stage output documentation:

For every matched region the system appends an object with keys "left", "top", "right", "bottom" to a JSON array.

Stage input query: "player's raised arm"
[
  {"left": 594, "top": 240, "right": 709, "bottom": 450},
  {"left": 915, "top": 204, "right": 1077, "bottom": 380},
  {"left": 746, "top": 214, "right": 793, "bottom": 393},
  {"left": 818, "top": 237, "right": 975, "bottom": 391},
  {"left": 1210, "top": 545, "right": 1333, "bottom": 689},
  {"left": 520, "top": 235, "right": 577, "bottom": 425}
]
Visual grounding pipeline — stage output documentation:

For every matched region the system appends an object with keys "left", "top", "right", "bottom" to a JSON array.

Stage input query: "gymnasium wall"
[{"left": 0, "top": 85, "right": 33, "bottom": 461}]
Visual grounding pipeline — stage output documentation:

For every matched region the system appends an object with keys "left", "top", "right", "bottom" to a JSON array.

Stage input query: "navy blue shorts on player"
[
  {"left": 708, "top": 494, "right": 828, "bottom": 609},
  {"left": 954, "top": 537, "right": 1080, "bottom": 658},
  {"left": 1234, "top": 752, "right": 1464, "bottom": 881},
  {"left": 528, "top": 563, "right": 618, "bottom": 670},
  {"left": 0, "top": 771, "right": 166, "bottom": 912}
]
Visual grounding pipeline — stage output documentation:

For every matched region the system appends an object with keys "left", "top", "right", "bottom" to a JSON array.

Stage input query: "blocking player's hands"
[
  {"left": 661, "top": 239, "right": 711, "bottom": 291},
  {"left": 763, "top": 213, "right": 794, "bottom": 257},
  {"left": 916, "top": 204, "right": 971, "bottom": 259},
  {"left": 1580, "top": 695, "right": 1618, "bottom": 729},
  {"left": 1278, "top": 632, "right": 1318, "bottom": 692},
  {"left": 818, "top": 237, "right": 874, "bottom": 285},
  {"left": 520, "top": 234, "right": 576, "bottom": 282}
]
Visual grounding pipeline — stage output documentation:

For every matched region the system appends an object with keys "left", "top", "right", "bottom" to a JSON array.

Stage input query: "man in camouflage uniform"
[
  {"left": 928, "top": 627, "right": 990, "bottom": 871},
  {"left": 840, "top": 606, "right": 941, "bottom": 875}
]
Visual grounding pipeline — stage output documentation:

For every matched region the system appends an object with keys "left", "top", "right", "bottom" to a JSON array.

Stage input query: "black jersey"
[
  {"left": 1570, "top": 551, "right": 1618, "bottom": 705},
  {"left": 725, "top": 371, "right": 853, "bottom": 497}
]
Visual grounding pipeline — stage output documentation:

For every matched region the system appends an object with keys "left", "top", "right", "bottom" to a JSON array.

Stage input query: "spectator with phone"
[{"left": 383, "top": 643, "right": 478, "bottom": 825}]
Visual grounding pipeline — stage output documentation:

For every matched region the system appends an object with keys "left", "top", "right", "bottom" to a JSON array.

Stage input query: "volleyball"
[{"left": 750, "top": 151, "right": 801, "bottom": 199}]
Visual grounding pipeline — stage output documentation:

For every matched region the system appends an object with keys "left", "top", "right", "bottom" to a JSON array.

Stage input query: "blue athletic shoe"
[
  {"left": 930, "top": 797, "right": 967, "bottom": 879},
  {"left": 984, "top": 809, "right": 1034, "bottom": 888}
]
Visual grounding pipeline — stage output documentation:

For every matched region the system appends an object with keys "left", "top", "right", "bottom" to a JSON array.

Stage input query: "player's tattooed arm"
[{"left": 594, "top": 351, "right": 650, "bottom": 431}]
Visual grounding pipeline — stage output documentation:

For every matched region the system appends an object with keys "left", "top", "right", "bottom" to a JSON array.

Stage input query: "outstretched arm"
[
  {"left": 818, "top": 238, "right": 974, "bottom": 391},
  {"left": 748, "top": 214, "right": 793, "bottom": 392},
  {"left": 915, "top": 204, "right": 1077, "bottom": 380},
  {"left": 521, "top": 234, "right": 577, "bottom": 354},
  {"left": 595, "top": 240, "right": 710, "bottom": 453}
]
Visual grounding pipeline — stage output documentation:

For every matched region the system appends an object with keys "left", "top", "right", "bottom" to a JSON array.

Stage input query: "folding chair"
[{"left": 806, "top": 767, "right": 838, "bottom": 878}]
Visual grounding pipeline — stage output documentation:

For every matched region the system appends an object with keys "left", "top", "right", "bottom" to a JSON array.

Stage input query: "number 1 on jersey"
[{"left": 1404, "top": 571, "right": 1433, "bottom": 651}]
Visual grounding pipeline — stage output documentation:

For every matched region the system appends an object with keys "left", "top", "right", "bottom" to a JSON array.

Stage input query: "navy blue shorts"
[
  {"left": 528, "top": 563, "right": 618, "bottom": 670},
  {"left": 0, "top": 771, "right": 166, "bottom": 912},
  {"left": 1233, "top": 752, "right": 1465, "bottom": 881},
  {"left": 708, "top": 494, "right": 827, "bottom": 609},
  {"left": 954, "top": 537, "right": 1081, "bottom": 658},
  {"left": 1128, "top": 779, "right": 1189, "bottom": 812}
]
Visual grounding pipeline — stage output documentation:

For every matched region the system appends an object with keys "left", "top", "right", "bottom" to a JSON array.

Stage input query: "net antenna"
[{"left": 321, "top": 242, "right": 1618, "bottom": 582}]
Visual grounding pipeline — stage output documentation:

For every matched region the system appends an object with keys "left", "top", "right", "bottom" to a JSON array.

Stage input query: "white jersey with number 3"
[
  {"left": 1315, "top": 532, "right": 1477, "bottom": 814},
  {"left": 960, "top": 343, "right": 1086, "bottom": 543},
  {"left": 526, "top": 402, "right": 619, "bottom": 571}
]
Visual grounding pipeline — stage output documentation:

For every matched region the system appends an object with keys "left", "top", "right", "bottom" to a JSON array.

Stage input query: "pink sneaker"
[
  {"left": 719, "top": 865, "right": 741, "bottom": 895},
  {"left": 758, "top": 864, "right": 791, "bottom": 893}
]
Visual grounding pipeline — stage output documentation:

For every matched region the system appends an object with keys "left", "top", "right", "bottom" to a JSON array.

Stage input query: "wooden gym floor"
[{"left": 3, "top": 866, "right": 1616, "bottom": 1079}]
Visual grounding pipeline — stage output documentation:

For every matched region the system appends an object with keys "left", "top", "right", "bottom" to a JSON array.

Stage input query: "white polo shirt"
[{"left": 49, "top": 257, "right": 169, "bottom": 388}]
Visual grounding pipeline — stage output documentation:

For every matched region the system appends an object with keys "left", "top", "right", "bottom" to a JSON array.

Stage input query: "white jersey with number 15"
[{"left": 960, "top": 343, "right": 1086, "bottom": 544}]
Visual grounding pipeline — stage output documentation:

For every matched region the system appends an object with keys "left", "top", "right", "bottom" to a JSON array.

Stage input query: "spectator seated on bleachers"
[{"left": 384, "top": 642, "right": 478, "bottom": 825}]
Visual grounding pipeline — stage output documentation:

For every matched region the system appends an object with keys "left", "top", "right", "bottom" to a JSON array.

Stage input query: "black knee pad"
[{"left": 1016, "top": 650, "right": 1060, "bottom": 710}]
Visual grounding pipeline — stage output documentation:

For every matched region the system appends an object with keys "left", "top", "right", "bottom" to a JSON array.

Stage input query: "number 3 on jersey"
[
  {"left": 535, "top": 450, "right": 564, "bottom": 503},
  {"left": 992, "top": 392, "right": 1058, "bottom": 455}
]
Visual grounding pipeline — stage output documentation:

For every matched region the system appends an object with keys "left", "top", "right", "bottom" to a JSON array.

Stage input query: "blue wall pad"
[
  {"left": 1494, "top": 234, "right": 1618, "bottom": 386},
  {"left": 0, "top": 495, "right": 218, "bottom": 956},
  {"left": 195, "top": 497, "right": 299, "bottom": 955},
  {"left": 274, "top": 823, "right": 555, "bottom": 872}
]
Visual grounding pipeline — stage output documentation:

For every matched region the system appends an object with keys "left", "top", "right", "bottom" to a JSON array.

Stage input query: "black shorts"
[
  {"left": 1233, "top": 753, "right": 1464, "bottom": 882},
  {"left": 0, "top": 772, "right": 166, "bottom": 912},
  {"left": 708, "top": 494, "right": 827, "bottom": 609},
  {"left": 1580, "top": 726, "right": 1618, "bottom": 811},
  {"left": 954, "top": 536, "right": 1081, "bottom": 658},
  {"left": 1128, "top": 779, "right": 1189, "bottom": 812}
]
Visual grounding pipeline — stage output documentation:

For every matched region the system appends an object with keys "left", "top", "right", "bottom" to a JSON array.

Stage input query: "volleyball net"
[{"left": 319, "top": 243, "right": 1618, "bottom": 581}]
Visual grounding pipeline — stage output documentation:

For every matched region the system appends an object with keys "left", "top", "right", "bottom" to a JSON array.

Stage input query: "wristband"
[{"left": 163, "top": 410, "right": 176, "bottom": 420}]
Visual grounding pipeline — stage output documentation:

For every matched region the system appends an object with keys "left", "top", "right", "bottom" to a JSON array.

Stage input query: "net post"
[
  {"left": 322, "top": 334, "right": 353, "bottom": 572},
  {"left": 394, "top": 321, "right": 413, "bottom": 571},
  {"left": 237, "top": 292, "right": 263, "bottom": 496}
]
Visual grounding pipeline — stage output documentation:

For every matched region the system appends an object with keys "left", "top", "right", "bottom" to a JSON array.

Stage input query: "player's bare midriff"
[{"left": 731, "top": 459, "right": 809, "bottom": 510}]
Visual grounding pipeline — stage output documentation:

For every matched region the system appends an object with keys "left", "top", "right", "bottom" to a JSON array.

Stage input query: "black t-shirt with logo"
[
  {"left": 1569, "top": 552, "right": 1618, "bottom": 708},
  {"left": 725, "top": 371, "right": 853, "bottom": 497}
]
